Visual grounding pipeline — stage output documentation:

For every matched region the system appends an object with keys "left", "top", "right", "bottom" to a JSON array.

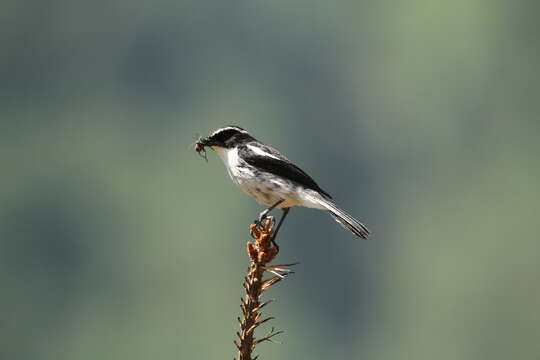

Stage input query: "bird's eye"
[{"left": 212, "top": 129, "right": 238, "bottom": 143}]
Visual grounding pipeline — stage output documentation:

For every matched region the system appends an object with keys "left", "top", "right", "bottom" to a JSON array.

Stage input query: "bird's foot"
[
  {"left": 257, "top": 209, "right": 269, "bottom": 223},
  {"left": 253, "top": 209, "right": 273, "bottom": 227},
  {"left": 251, "top": 215, "right": 275, "bottom": 237},
  {"left": 249, "top": 216, "right": 276, "bottom": 241}
]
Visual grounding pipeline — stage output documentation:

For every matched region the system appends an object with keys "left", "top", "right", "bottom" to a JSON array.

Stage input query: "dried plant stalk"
[{"left": 234, "top": 218, "right": 294, "bottom": 360}]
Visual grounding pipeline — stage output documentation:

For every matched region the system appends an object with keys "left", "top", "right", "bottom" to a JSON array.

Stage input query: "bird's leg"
[
  {"left": 255, "top": 199, "right": 284, "bottom": 226},
  {"left": 270, "top": 207, "right": 290, "bottom": 252}
]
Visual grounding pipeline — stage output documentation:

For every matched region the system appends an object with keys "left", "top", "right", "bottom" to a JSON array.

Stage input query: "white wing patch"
[{"left": 247, "top": 144, "right": 281, "bottom": 160}]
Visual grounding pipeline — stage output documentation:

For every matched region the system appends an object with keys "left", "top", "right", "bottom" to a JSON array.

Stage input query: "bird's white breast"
[
  {"left": 210, "top": 145, "right": 324, "bottom": 209},
  {"left": 212, "top": 146, "right": 240, "bottom": 173}
]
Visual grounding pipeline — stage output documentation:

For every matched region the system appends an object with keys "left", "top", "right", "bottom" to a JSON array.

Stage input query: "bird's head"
[{"left": 195, "top": 126, "right": 252, "bottom": 154}]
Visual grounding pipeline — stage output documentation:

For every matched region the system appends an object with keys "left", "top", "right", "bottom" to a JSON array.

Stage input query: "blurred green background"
[{"left": 2, "top": 1, "right": 539, "bottom": 359}]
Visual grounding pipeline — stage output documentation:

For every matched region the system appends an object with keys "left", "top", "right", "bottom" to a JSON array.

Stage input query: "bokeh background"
[{"left": 2, "top": 1, "right": 539, "bottom": 359}]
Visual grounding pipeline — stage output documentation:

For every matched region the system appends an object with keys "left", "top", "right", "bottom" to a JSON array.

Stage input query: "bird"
[{"left": 195, "top": 126, "right": 370, "bottom": 246}]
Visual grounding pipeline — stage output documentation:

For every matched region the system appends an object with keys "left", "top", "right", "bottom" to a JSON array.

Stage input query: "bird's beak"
[
  {"left": 195, "top": 137, "right": 222, "bottom": 153},
  {"left": 197, "top": 137, "right": 210, "bottom": 147}
]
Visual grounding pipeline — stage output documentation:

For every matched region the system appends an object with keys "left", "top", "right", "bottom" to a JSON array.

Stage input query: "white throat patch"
[{"left": 211, "top": 146, "right": 240, "bottom": 167}]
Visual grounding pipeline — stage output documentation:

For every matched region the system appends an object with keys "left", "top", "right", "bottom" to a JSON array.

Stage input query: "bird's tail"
[{"left": 315, "top": 197, "right": 370, "bottom": 239}]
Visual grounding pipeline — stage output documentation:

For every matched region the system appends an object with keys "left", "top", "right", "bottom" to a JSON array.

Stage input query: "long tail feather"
[{"left": 319, "top": 199, "right": 370, "bottom": 239}]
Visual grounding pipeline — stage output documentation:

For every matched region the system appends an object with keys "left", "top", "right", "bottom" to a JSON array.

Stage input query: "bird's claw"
[
  {"left": 252, "top": 214, "right": 274, "bottom": 229},
  {"left": 258, "top": 210, "right": 269, "bottom": 223},
  {"left": 254, "top": 209, "right": 271, "bottom": 226}
]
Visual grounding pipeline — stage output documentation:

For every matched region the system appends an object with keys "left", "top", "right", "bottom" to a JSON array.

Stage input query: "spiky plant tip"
[{"left": 234, "top": 218, "right": 296, "bottom": 360}]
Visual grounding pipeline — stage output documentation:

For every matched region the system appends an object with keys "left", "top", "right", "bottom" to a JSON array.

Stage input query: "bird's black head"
[{"left": 197, "top": 126, "right": 253, "bottom": 149}]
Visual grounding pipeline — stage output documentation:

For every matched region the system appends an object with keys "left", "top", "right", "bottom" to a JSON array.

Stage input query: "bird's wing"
[{"left": 239, "top": 143, "right": 332, "bottom": 199}]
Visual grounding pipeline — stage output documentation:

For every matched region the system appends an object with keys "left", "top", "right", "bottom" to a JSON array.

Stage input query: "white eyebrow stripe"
[
  {"left": 210, "top": 127, "right": 247, "bottom": 136},
  {"left": 247, "top": 144, "right": 281, "bottom": 160}
]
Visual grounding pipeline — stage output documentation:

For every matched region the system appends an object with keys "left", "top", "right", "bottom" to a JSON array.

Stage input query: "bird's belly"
[{"left": 232, "top": 171, "right": 299, "bottom": 207}]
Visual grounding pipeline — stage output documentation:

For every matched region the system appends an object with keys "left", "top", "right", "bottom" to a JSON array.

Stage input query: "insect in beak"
[{"left": 195, "top": 137, "right": 208, "bottom": 162}]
